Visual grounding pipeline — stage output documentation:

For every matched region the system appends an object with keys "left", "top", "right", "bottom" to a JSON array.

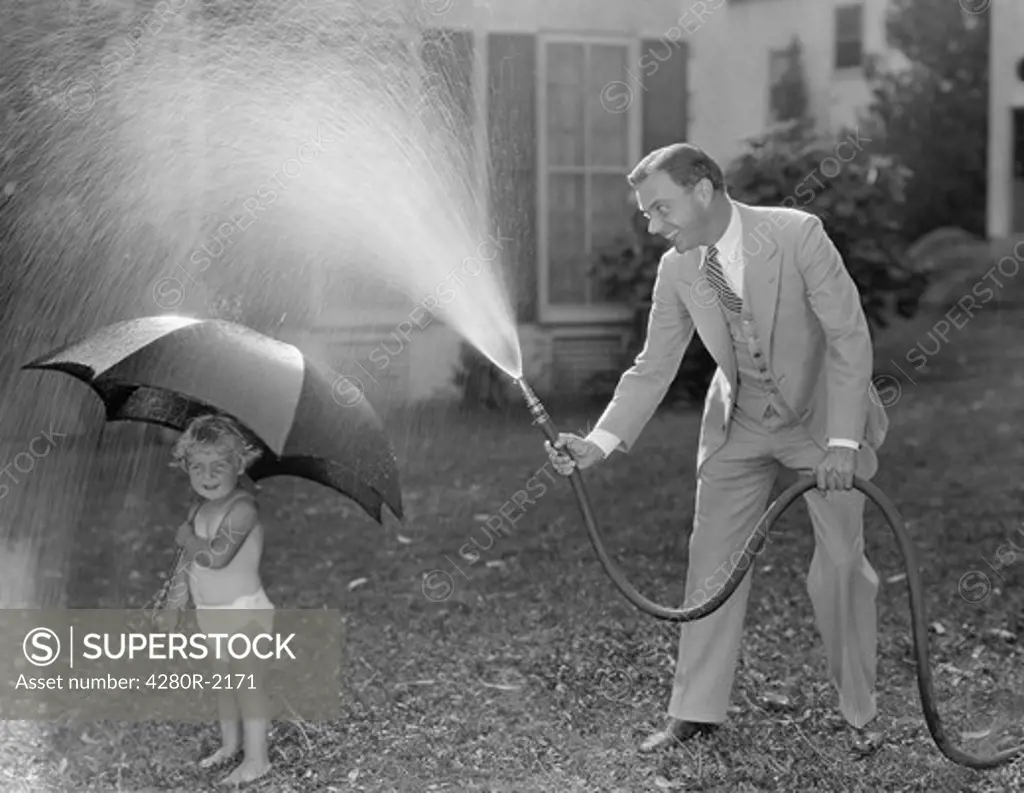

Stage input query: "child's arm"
[{"left": 189, "top": 498, "right": 260, "bottom": 571}]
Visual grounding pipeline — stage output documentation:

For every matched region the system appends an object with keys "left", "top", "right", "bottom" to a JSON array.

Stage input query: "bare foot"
[
  {"left": 219, "top": 757, "right": 270, "bottom": 786},
  {"left": 199, "top": 746, "right": 239, "bottom": 769}
]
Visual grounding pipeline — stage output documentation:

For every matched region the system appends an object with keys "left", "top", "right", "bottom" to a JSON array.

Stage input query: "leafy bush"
[
  {"left": 452, "top": 342, "right": 511, "bottom": 412},
  {"left": 726, "top": 119, "right": 926, "bottom": 328}
]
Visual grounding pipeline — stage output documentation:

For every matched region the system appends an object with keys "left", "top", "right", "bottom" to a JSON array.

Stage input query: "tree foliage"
[
  {"left": 726, "top": 120, "right": 924, "bottom": 330},
  {"left": 866, "top": 0, "right": 989, "bottom": 239}
]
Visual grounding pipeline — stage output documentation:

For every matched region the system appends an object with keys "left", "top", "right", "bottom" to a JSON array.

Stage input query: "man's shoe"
[
  {"left": 824, "top": 711, "right": 885, "bottom": 756},
  {"left": 639, "top": 719, "right": 719, "bottom": 753},
  {"left": 850, "top": 726, "right": 884, "bottom": 756}
]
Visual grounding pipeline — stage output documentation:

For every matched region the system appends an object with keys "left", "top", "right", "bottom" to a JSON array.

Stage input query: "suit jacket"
[{"left": 593, "top": 202, "right": 888, "bottom": 473}]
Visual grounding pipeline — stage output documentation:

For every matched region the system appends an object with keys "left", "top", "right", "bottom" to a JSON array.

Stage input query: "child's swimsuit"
[{"left": 189, "top": 489, "right": 274, "bottom": 641}]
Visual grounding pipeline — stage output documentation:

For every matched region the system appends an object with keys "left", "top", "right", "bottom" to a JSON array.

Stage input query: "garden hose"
[{"left": 514, "top": 377, "right": 1023, "bottom": 770}]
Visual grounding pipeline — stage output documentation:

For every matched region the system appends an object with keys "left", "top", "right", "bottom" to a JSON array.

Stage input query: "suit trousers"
[{"left": 667, "top": 406, "right": 880, "bottom": 728}]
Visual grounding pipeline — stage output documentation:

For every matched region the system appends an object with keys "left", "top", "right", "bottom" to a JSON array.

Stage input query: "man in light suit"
[{"left": 546, "top": 143, "right": 888, "bottom": 751}]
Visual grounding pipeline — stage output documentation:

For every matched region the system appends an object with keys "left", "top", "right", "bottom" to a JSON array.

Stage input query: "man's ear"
[{"left": 696, "top": 178, "right": 715, "bottom": 208}]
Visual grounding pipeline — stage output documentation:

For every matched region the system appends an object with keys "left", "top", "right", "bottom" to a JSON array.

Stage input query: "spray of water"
[
  {"left": 0, "top": 0, "right": 525, "bottom": 610},
  {"left": 4, "top": 0, "right": 523, "bottom": 370}
]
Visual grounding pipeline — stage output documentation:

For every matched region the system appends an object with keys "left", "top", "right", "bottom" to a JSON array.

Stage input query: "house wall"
[
  {"left": 282, "top": 324, "right": 464, "bottom": 408},
  {"left": 313, "top": 0, "right": 895, "bottom": 406},
  {"left": 987, "top": 0, "right": 1024, "bottom": 238},
  {"left": 687, "top": 0, "right": 892, "bottom": 166}
]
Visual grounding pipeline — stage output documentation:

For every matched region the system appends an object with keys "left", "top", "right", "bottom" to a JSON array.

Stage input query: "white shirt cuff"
[
  {"left": 827, "top": 438, "right": 860, "bottom": 450},
  {"left": 586, "top": 429, "right": 621, "bottom": 458}
]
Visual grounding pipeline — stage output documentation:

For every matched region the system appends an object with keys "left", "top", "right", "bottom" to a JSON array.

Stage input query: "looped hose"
[{"left": 544, "top": 420, "right": 1023, "bottom": 769}]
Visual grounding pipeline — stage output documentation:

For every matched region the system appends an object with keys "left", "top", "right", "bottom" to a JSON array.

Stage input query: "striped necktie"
[{"left": 703, "top": 244, "right": 743, "bottom": 313}]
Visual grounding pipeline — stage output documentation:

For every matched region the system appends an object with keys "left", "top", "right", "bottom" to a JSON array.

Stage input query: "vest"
[
  {"left": 189, "top": 490, "right": 264, "bottom": 606},
  {"left": 718, "top": 283, "right": 798, "bottom": 430}
]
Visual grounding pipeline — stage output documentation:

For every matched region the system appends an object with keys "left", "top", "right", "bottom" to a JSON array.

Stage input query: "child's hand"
[{"left": 175, "top": 520, "right": 195, "bottom": 548}]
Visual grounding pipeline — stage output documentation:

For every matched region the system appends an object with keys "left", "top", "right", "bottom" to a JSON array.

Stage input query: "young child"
[{"left": 158, "top": 413, "right": 274, "bottom": 786}]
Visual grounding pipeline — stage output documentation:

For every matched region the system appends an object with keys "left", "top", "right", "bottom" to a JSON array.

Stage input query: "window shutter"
[
  {"left": 487, "top": 34, "right": 537, "bottom": 324},
  {"left": 640, "top": 40, "right": 689, "bottom": 153}
]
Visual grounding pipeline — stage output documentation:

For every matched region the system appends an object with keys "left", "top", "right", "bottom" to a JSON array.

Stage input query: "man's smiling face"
[{"left": 635, "top": 169, "right": 713, "bottom": 253}]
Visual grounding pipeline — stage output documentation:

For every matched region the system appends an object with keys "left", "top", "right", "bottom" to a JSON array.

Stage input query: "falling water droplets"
[{"left": 1, "top": 0, "right": 524, "bottom": 617}]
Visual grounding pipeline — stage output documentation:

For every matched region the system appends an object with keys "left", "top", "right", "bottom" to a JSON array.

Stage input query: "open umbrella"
[{"left": 22, "top": 315, "right": 403, "bottom": 522}]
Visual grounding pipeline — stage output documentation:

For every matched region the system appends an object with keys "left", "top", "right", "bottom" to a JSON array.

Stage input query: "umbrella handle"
[
  {"left": 147, "top": 500, "right": 199, "bottom": 615},
  {"left": 146, "top": 548, "right": 186, "bottom": 617},
  {"left": 144, "top": 498, "right": 201, "bottom": 625}
]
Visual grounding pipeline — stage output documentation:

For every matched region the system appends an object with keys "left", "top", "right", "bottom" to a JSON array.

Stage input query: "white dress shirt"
[{"left": 586, "top": 202, "right": 859, "bottom": 458}]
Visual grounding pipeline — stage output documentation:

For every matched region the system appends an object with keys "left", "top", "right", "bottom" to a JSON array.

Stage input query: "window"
[
  {"left": 768, "top": 38, "right": 808, "bottom": 123},
  {"left": 768, "top": 48, "right": 790, "bottom": 121},
  {"left": 834, "top": 4, "right": 864, "bottom": 70},
  {"left": 539, "top": 38, "right": 638, "bottom": 319}
]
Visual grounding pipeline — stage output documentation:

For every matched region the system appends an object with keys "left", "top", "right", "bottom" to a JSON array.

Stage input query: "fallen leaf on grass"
[
  {"left": 986, "top": 628, "right": 1017, "bottom": 642},
  {"left": 396, "top": 534, "right": 413, "bottom": 544},
  {"left": 348, "top": 768, "right": 360, "bottom": 782},
  {"left": 886, "top": 572, "right": 907, "bottom": 584},
  {"left": 348, "top": 578, "right": 368, "bottom": 591},
  {"left": 851, "top": 731, "right": 884, "bottom": 756},
  {"left": 937, "top": 662, "right": 966, "bottom": 680},
  {"left": 760, "top": 692, "right": 795, "bottom": 711},
  {"left": 930, "top": 622, "right": 946, "bottom": 635},
  {"left": 479, "top": 681, "right": 522, "bottom": 691}
]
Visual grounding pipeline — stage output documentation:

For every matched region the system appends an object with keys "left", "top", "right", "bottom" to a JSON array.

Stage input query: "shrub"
[
  {"left": 726, "top": 120, "right": 926, "bottom": 328},
  {"left": 452, "top": 342, "right": 511, "bottom": 412}
]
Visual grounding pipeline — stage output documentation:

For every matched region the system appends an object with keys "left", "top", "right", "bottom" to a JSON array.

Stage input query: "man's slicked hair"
[{"left": 627, "top": 142, "right": 725, "bottom": 192}]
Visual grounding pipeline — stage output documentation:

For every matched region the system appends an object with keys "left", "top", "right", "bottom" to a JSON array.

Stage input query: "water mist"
[{"left": 0, "top": 0, "right": 523, "bottom": 612}]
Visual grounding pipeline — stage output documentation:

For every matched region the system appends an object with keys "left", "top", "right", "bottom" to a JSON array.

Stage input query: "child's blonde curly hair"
[{"left": 170, "top": 413, "right": 263, "bottom": 472}]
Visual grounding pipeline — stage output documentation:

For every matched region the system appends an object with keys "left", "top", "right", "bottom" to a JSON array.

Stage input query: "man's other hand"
[
  {"left": 545, "top": 433, "right": 605, "bottom": 476},
  {"left": 816, "top": 447, "right": 857, "bottom": 491}
]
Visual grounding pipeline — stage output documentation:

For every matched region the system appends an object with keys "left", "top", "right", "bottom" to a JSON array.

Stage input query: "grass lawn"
[{"left": 4, "top": 300, "right": 1024, "bottom": 791}]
